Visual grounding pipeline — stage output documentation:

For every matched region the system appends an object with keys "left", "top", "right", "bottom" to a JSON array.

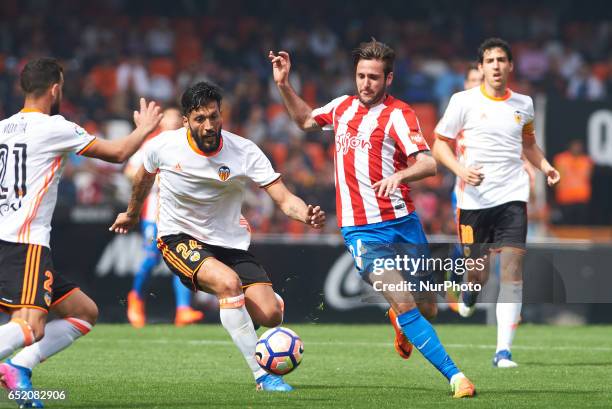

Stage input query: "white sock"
[
  {"left": 0, "top": 319, "right": 34, "bottom": 360},
  {"left": 219, "top": 295, "right": 267, "bottom": 381},
  {"left": 11, "top": 318, "right": 92, "bottom": 370},
  {"left": 496, "top": 282, "right": 522, "bottom": 353}
]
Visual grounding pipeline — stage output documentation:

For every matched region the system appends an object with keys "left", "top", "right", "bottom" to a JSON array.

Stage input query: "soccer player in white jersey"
[
  {"left": 446, "top": 63, "right": 483, "bottom": 309},
  {"left": 433, "top": 38, "right": 560, "bottom": 368},
  {"left": 0, "top": 58, "right": 162, "bottom": 407},
  {"left": 270, "top": 39, "right": 475, "bottom": 398},
  {"left": 110, "top": 82, "right": 325, "bottom": 392},
  {"left": 125, "top": 107, "right": 204, "bottom": 328}
]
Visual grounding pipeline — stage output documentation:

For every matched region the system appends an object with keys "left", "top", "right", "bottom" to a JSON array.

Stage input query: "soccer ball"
[{"left": 255, "top": 327, "right": 304, "bottom": 375}]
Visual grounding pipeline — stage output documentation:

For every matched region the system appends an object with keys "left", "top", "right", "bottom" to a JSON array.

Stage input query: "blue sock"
[
  {"left": 173, "top": 275, "right": 191, "bottom": 308},
  {"left": 132, "top": 252, "right": 158, "bottom": 297},
  {"left": 397, "top": 307, "right": 460, "bottom": 381}
]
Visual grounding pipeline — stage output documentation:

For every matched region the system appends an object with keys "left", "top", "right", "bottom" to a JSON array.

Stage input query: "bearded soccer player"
[
  {"left": 0, "top": 58, "right": 162, "bottom": 408},
  {"left": 125, "top": 107, "right": 204, "bottom": 328},
  {"left": 433, "top": 38, "right": 560, "bottom": 368},
  {"left": 270, "top": 40, "right": 475, "bottom": 398},
  {"left": 110, "top": 81, "right": 325, "bottom": 392}
]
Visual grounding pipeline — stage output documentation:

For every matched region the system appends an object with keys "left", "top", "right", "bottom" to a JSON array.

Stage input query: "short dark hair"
[
  {"left": 465, "top": 62, "right": 479, "bottom": 79},
  {"left": 352, "top": 38, "right": 395, "bottom": 77},
  {"left": 181, "top": 82, "right": 223, "bottom": 116},
  {"left": 478, "top": 37, "right": 513, "bottom": 63},
  {"left": 20, "top": 58, "right": 63, "bottom": 97}
]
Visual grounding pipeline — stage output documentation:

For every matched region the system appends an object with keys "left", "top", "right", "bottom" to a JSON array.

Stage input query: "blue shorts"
[
  {"left": 141, "top": 220, "right": 160, "bottom": 256},
  {"left": 341, "top": 213, "right": 431, "bottom": 280}
]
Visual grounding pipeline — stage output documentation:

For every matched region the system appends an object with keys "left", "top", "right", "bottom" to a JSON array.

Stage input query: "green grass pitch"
[{"left": 2, "top": 324, "right": 611, "bottom": 408}]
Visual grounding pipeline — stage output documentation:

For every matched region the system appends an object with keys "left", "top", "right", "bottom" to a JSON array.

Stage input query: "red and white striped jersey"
[{"left": 312, "top": 95, "right": 429, "bottom": 227}]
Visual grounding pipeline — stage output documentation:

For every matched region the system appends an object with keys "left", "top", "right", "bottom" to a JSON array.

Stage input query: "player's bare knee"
[
  {"left": 79, "top": 301, "right": 99, "bottom": 326},
  {"left": 217, "top": 276, "right": 243, "bottom": 298},
  {"left": 263, "top": 308, "right": 283, "bottom": 328}
]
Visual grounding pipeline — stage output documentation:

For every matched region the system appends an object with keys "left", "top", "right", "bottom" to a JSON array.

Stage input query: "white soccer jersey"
[
  {"left": 312, "top": 95, "right": 429, "bottom": 227},
  {"left": 435, "top": 85, "right": 535, "bottom": 210},
  {"left": 126, "top": 140, "right": 159, "bottom": 222},
  {"left": 143, "top": 128, "right": 280, "bottom": 250},
  {"left": 0, "top": 111, "right": 96, "bottom": 247}
]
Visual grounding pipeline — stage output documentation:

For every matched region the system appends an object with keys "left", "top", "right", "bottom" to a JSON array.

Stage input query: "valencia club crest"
[{"left": 218, "top": 166, "right": 230, "bottom": 181}]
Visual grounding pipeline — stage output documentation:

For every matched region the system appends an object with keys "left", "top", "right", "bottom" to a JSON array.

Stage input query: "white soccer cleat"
[{"left": 457, "top": 302, "right": 476, "bottom": 318}]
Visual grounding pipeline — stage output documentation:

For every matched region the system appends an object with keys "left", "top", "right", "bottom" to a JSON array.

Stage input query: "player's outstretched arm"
[
  {"left": 264, "top": 180, "right": 325, "bottom": 229},
  {"left": 268, "top": 51, "right": 321, "bottom": 131},
  {"left": 83, "top": 98, "right": 163, "bottom": 163},
  {"left": 432, "top": 135, "right": 484, "bottom": 186},
  {"left": 522, "top": 139, "right": 560, "bottom": 186},
  {"left": 109, "top": 165, "right": 157, "bottom": 234},
  {"left": 373, "top": 151, "right": 437, "bottom": 197}
]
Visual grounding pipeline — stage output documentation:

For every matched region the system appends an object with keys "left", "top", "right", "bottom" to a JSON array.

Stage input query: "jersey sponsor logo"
[
  {"left": 74, "top": 125, "right": 86, "bottom": 136},
  {"left": 174, "top": 162, "right": 182, "bottom": 171},
  {"left": 336, "top": 131, "right": 372, "bottom": 155},
  {"left": 218, "top": 165, "right": 230, "bottom": 181},
  {"left": 409, "top": 131, "right": 425, "bottom": 145}
]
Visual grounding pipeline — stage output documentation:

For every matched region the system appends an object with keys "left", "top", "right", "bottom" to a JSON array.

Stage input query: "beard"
[
  {"left": 191, "top": 125, "right": 222, "bottom": 153},
  {"left": 50, "top": 97, "right": 61, "bottom": 116},
  {"left": 357, "top": 85, "right": 387, "bottom": 107}
]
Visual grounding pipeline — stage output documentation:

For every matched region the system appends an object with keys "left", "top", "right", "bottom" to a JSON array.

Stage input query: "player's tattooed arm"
[
  {"left": 269, "top": 51, "right": 321, "bottom": 132},
  {"left": 109, "top": 165, "right": 156, "bottom": 234},
  {"left": 264, "top": 179, "right": 326, "bottom": 228}
]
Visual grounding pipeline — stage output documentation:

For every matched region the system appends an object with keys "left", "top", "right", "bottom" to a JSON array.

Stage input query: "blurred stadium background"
[{"left": 0, "top": 0, "right": 611, "bottom": 325}]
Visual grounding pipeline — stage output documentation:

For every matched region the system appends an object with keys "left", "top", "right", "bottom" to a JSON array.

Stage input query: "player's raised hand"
[
  {"left": 306, "top": 204, "right": 326, "bottom": 229},
  {"left": 109, "top": 212, "right": 139, "bottom": 234},
  {"left": 269, "top": 51, "right": 291, "bottom": 85},
  {"left": 133, "top": 97, "right": 163, "bottom": 134},
  {"left": 460, "top": 165, "right": 485, "bottom": 186},
  {"left": 373, "top": 174, "right": 403, "bottom": 197}
]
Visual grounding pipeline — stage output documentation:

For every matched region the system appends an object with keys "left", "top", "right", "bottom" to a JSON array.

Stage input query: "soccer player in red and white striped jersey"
[{"left": 270, "top": 39, "right": 475, "bottom": 398}]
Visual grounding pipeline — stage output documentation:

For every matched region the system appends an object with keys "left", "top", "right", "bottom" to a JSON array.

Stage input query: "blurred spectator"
[
  {"left": 553, "top": 140, "right": 594, "bottom": 225},
  {"left": 0, "top": 0, "right": 610, "bottom": 236},
  {"left": 567, "top": 64, "right": 607, "bottom": 100}
]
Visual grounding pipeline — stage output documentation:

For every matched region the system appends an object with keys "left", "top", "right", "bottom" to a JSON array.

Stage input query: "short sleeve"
[
  {"left": 522, "top": 97, "right": 536, "bottom": 144},
  {"left": 49, "top": 117, "right": 97, "bottom": 154},
  {"left": 388, "top": 108, "right": 430, "bottom": 157},
  {"left": 245, "top": 143, "right": 281, "bottom": 188},
  {"left": 142, "top": 140, "right": 159, "bottom": 173},
  {"left": 311, "top": 95, "right": 349, "bottom": 130},
  {"left": 435, "top": 93, "right": 465, "bottom": 140}
]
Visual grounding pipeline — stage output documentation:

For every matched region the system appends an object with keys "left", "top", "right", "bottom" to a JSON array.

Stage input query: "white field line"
[{"left": 84, "top": 338, "right": 612, "bottom": 352}]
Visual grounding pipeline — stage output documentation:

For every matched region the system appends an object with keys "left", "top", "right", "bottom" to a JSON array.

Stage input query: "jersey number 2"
[{"left": 0, "top": 143, "right": 27, "bottom": 200}]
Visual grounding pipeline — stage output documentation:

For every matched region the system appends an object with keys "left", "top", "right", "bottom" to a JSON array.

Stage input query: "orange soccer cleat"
[
  {"left": 451, "top": 375, "right": 476, "bottom": 398},
  {"left": 387, "top": 308, "right": 413, "bottom": 359},
  {"left": 175, "top": 306, "right": 205, "bottom": 327},
  {"left": 127, "top": 290, "right": 146, "bottom": 328}
]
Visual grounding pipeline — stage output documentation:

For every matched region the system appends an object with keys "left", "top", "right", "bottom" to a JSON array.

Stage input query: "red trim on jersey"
[
  {"left": 369, "top": 105, "right": 395, "bottom": 222},
  {"left": 342, "top": 106, "right": 368, "bottom": 226},
  {"left": 331, "top": 97, "right": 356, "bottom": 226},
  {"left": 393, "top": 144, "right": 415, "bottom": 214}
]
